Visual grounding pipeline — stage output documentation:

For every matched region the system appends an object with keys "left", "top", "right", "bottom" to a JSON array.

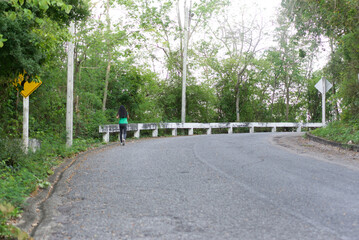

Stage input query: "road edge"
[
  {"left": 306, "top": 133, "right": 359, "bottom": 152},
  {"left": 14, "top": 142, "right": 121, "bottom": 236}
]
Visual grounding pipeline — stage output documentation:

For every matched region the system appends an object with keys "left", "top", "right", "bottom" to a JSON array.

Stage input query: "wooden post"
[
  {"left": 23, "top": 96, "right": 29, "bottom": 153},
  {"left": 66, "top": 22, "right": 75, "bottom": 147}
]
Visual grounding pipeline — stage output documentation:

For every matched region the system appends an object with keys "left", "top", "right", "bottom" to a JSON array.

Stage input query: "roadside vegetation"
[
  {"left": 0, "top": 0, "right": 358, "bottom": 239},
  {"left": 311, "top": 121, "right": 359, "bottom": 145},
  {"left": 0, "top": 137, "right": 101, "bottom": 239}
]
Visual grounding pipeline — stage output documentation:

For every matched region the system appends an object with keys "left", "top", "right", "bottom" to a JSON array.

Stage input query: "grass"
[
  {"left": 310, "top": 120, "right": 359, "bottom": 145},
  {"left": 0, "top": 137, "right": 103, "bottom": 239}
]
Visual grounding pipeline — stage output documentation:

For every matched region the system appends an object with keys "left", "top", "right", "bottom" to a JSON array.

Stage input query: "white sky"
[
  {"left": 90, "top": 0, "right": 328, "bottom": 71},
  {"left": 91, "top": 0, "right": 282, "bottom": 26}
]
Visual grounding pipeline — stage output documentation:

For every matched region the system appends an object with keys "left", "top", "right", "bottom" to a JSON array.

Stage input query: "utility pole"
[
  {"left": 66, "top": 22, "right": 75, "bottom": 147},
  {"left": 181, "top": 4, "right": 189, "bottom": 123},
  {"left": 102, "top": 0, "right": 112, "bottom": 112}
]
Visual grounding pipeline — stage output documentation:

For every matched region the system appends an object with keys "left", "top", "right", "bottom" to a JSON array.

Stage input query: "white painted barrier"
[{"left": 99, "top": 122, "right": 324, "bottom": 143}]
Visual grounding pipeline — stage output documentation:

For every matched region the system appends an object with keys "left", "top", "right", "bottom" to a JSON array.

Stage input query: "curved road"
[{"left": 33, "top": 133, "right": 359, "bottom": 239}]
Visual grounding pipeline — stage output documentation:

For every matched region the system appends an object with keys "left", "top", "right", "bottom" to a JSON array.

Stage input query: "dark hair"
[{"left": 119, "top": 105, "right": 127, "bottom": 118}]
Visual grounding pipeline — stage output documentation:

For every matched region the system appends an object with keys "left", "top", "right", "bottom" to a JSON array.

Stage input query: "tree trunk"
[
  {"left": 235, "top": 87, "right": 240, "bottom": 122},
  {"left": 329, "top": 36, "right": 339, "bottom": 120},
  {"left": 235, "top": 73, "right": 243, "bottom": 122},
  {"left": 270, "top": 75, "right": 278, "bottom": 119},
  {"left": 285, "top": 76, "right": 290, "bottom": 121},
  {"left": 177, "top": 0, "right": 183, "bottom": 66},
  {"left": 102, "top": 54, "right": 111, "bottom": 112}
]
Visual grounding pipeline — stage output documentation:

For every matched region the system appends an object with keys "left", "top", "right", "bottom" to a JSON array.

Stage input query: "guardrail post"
[
  {"left": 250, "top": 126, "right": 255, "bottom": 133},
  {"left": 206, "top": 127, "right": 212, "bottom": 135},
  {"left": 297, "top": 125, "right": 302, "bottom": 132},
  {"left": 271, "top": 126, "right": 277, "bottom": 132},
  {"left": 152, "top": 127, "right": 158, "bottom": 137},
  {"left": 228, "top": 127, "right": 233, "bottom": 134},
  {"left": 188, "top": 128, "right": 193, "bottom": 136},
  {"left": 134, "top": 129, "right": 140, "bottom": 138},
  {"left": 103, "top": 129, "right": 110, "bottom": 143},
  {"left": 172, "top": 128, "right": 177, "bottom": 136}
]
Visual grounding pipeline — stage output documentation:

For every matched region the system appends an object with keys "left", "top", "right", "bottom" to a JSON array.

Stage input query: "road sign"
[
  {"left": 315, "top": 77, "right": 332, "bottom": 125},
  {"left": 13, "top": 72, "right": 42, "bottom": 98},
  {"left": 315, "top": 77, "right": 332, "bottom": 94},
  {"left": 19, "top": 80, "right": 42, "bottom": 98}
]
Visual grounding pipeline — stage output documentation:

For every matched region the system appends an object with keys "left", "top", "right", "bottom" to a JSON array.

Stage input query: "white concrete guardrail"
[{"left": 99, "top": 122, "right": 324, "bottom": 143}]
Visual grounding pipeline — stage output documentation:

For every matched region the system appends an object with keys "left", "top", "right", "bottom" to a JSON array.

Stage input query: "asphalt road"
[{"left": 32, "top": 133, "right": 359, "bottom": 240}]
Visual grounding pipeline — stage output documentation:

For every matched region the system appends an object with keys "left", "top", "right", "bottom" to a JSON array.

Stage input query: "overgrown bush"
[{"left": 0, "top": 138, "right": 26, "bottom": 168}]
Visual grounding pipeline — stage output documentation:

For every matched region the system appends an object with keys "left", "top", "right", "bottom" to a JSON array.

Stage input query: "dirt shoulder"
[{"left": 273, "top": 133, "right": 359, "bottom": 171}]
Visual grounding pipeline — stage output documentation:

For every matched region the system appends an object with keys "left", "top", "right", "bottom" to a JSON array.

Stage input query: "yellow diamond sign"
[
  {"left": 20, "top": 80, "right": 42, "bottom": 98},
  {"left": 13, "top": 71, "right": 42, "bottom": 98}
]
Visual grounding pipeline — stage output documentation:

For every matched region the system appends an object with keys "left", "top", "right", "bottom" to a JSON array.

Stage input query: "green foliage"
[
  {"left": 282, "top": 0, "right": 359, "bottom": 122},
  {"left": 0, "top": 0, "right": 90, "bottom": 86},
  {"left": 0, "top": 138, "right": 26, "bottom": 168},
  {"left": 186, "top": 83, "right": 217, "bottom": 122},
  {"left": 0, "top": 202, "right": 32, "bottom": 239},
  {"left": 311, "top": 120, "right": 359, "bottom": 145},
  {"left": 304, "top": 72, "right": 322, "bottom": 122},
  {"left": 282, "top": 0, "right": 358, "bottom": 37},
  {"left": 0, "top": 3, "right": 44, "bottom": 78},
  {"left": 0, "top": 33, "right": 7, "bottom": 48},
  {"left": 0, "top": 136, "right": 101, "bottom": 238}
]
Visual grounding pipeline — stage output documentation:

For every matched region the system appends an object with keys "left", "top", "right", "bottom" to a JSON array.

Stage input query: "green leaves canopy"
[
  {"left": 282, "top": 0, "right": 359, "bottom": 121},
  {"left": 0, "top": 0, "right": 89, "bottom": 82}
]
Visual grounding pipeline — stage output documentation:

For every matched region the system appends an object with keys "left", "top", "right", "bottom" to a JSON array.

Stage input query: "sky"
[
  {"left": 92, "top": 0, "right": 282, "bottom": 26},
  {"left": 90, "top": 0, "right": 329, "bottom": 71}
]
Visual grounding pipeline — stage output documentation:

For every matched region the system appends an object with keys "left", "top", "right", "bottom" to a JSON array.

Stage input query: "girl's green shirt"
[{"left": 119, "top": 117, "right": 128, "bottom": 124}]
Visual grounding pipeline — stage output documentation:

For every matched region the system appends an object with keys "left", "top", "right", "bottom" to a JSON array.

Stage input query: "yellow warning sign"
[
  {"left": 13, "top": 71, "right": 42, "bottom": 98},
  {"left": 20, "top": 80, "right": 42, "bottom": 98}
]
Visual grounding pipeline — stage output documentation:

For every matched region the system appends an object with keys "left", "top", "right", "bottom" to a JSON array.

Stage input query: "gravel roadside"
[{"left": 273, "top": 133, "right": 359, "bottom": 171}]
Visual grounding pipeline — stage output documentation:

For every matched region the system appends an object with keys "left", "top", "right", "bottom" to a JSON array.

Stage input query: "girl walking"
[{"left": 116, "top": 105, "right": 129, "bottom": 145}]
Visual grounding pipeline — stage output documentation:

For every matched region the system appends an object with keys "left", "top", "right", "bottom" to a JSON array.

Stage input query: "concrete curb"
[
  {"left": 306, "top": 133, "right": 359, "bottom": 152},
  {"left": 15, "top": 142, "right": 120, "bottom": 236}
]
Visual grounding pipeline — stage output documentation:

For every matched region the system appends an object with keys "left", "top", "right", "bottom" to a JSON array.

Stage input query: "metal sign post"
[
  {"left": 23, "top": 96, "right": 29, "bottom": 153},
  {"left": 322, "top": 78, "right": 326, "bottom": 125},
  {"left": 14, "top": 72, "right": 42, "bottom": 153},
  {"left": 315, "top": 77, "right": 332, "bottom": 125}
]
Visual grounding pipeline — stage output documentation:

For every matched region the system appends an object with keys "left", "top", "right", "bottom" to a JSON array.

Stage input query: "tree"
[
  {"left": 198, "top": 2, "right": 264, "bottom": 122},
  {"left": 116, "top": 0, "right": 229, "bottom": 122},
  {"left": 0, "top": 0, "right": 89, "bottom": 137},
  {"left": 282, "top": 0, "right": 359, "bottom": 121},
  {"left": 0, "top": 0, "right": 89, "bottom": 81}
]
